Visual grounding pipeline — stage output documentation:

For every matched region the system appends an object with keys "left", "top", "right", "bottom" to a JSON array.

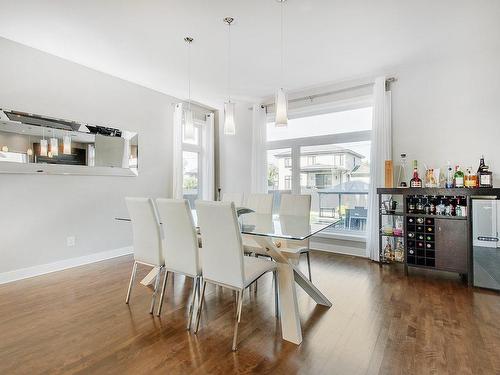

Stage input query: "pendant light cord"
[
  {"left": 187, "top": 41, "right": 191, "bottom": 111},
  {"left": 227, "top": 21, "right": 231, "bottom": 103},
  {"left": 280, "top": 1, "right": 284, "bottom": 88}
]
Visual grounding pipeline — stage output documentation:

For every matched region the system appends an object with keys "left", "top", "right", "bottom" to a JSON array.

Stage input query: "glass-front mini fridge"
[{"left": 472, "top": 199, "right": 500, "bottom": 290}]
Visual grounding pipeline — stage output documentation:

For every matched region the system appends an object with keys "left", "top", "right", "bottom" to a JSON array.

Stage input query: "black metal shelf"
[
  {"left": 380, "top": 212, "right": 405, "bottom": 216},
  {"left": 406, "top": 213, "right": 467, "bottom": 220}
]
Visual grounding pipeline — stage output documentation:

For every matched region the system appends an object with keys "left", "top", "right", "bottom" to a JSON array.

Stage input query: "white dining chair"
[
  {"left": 221, "top": 192, "right": 244, "bottom": 206},
  {"left": 194, "top": 200, "right": 278, "bottom": 351},
  {"left": 243, "top": 193, "right": 274, "bottom": 255},
  {"left": 279, "top": 194, "right": 314, "bottom": 281},
  {"left": 155, "top": 199, "right": 202, "bottom": 329},
  {"left": 124, "top": 197, "right": 165, "bottom": 314},
  {"left": 245, "top": 193, "right": 273, "bottom": 214}
]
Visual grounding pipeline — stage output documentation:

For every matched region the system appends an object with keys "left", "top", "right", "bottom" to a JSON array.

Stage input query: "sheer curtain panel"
[
  {"left": 366, "top": 77, "right": 392, "bottom": 261},
  {"left": 172, "top": 103, "right": 184, "bottom": 199},
  {"left": 201, "top": 113, "right": 215, "bottom": 200},
  {"left": 251, "top": 104, "right": 268, "bottom": 193}
]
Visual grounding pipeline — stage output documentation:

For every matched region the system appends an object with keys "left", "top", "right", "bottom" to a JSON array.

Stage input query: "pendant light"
[
  {"left": 275, "top": 0, "right": 288, "bottom": 127},
  {"left": 184, "top": 36, "right": 195, "bottom": 142},
  {"left": 63, "top": 131, "right": 72, "bottom": 155},
  {"left": 223, "top": 17, "right": 236, "bottom": 135},
  {"left": 40, "top": 127, "right": 48, "bottom": 157}
]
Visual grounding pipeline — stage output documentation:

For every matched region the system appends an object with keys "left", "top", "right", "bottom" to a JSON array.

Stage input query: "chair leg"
[
  {"left": 306, "top": 251, "right": 312, "bottom": 282},
  {"left": 254, "top": 253, "right": 259, "bottom": 294},
  {"left": 125, "top": 261, "right": 138, "bottom": 304},
  {"left": 149, "top": 267, "right": 163, "bottom": 314},
  {"left": 194, "top": 280, "right": 207, "bottom": 334},
  {"left": 273, "top": 270, "right": 279, "bottom": 319},
  {"left": 186, "top": 276, "right": 199, "bottom": 330},
  {"left": 232, "top": 290, "right": 244, "bottom": 351},
  {"left": 156, "top": 270, "right": 169, "bottom": 316}
]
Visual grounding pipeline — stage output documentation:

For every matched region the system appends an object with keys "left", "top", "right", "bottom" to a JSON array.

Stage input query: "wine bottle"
[{"left": 410, "top": 160, "right": 422, "bottom": 187}]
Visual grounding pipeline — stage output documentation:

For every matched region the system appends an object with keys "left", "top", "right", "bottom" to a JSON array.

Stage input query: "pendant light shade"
[
  {"left": 63, "top": 133, "right": 72, "bottom": 155},
  {"left": 275, "top": 88, "right": 288, "bottom": 127},
  {"left": 224, "top": 101, "right": 236, "bottom": 135},
  {"left": 50, "top": 137, "right": 59, "bottom": 157},
  {"left": 184, "top": 109, "right": 195, "bottom": 141},
  {"left": 40, "top": 138, "right": 48, "bottom": 157}
]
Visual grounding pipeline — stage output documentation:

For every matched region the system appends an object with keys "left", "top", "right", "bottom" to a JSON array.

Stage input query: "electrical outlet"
[{"left": 67, "top": 236, "right": 76, "bottom": 247}]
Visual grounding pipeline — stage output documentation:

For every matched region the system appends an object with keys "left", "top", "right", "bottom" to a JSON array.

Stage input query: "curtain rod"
[{"left": 250, "top": 77, "right": 397, "bottom": 111}]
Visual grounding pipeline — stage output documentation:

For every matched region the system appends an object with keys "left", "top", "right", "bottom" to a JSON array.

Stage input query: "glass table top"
[
  {"left": 238, "top": 213, "right": 337, "bottom": 240},
  {"left": 117, "top": 210, "right": 338, "bottom": 241}
]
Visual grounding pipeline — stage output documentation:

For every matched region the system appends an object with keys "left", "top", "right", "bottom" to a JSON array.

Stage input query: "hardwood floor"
[{"left": 0, "top": 252, "right": 499, "bottom": 375}]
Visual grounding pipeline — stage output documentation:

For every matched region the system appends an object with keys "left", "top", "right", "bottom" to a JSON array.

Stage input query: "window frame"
[{"left": 265, "top": 104, "right": 372, "bottom": 240}]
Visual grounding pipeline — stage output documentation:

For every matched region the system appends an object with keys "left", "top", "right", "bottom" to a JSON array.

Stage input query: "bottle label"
[
  {"left": 480, "top": 174, "right": 491, "bottom": 186},
  {"left": 455, "top": 177, "right": 464, "bottom": 187}
]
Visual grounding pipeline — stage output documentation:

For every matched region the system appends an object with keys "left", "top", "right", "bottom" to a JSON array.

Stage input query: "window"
[
  {"left": 267, "top": 148, "right": 292, "bottom": 213},
  {"left": 182, "top": 119, "right": 203, "bottom": 208},
  {"left": 266, "top": 106, "right": 372, "bottom": 238}
]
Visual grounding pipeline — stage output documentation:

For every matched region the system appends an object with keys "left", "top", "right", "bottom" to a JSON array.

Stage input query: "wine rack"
[
  {"left": 406, "top": 216, "right": 435, "bottom": 267},
  {"left": 376, "top": 187, "right": 488, "bottom": 285}
]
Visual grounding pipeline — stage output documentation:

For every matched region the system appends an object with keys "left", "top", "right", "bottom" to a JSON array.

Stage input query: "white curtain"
[
  {"left": 366, "top": 77, "right": 392, "bottom": 261},
  {"left": 251, "top": 104, "right": 268, "bottom": 193},
  {"left": 172, "top": 103, "right": 184, "bottom": 199},
  {"left": 201, "top": 113, "right": 215, "bottom": 200}
]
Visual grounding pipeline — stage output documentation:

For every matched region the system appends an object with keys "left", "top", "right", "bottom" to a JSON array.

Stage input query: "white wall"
[
  {"left": 392, "top": 48, "right": 500, "bottom": 183},
  {"left": 218, "top": 101, "right": 253, "bottom": 196},
  {"left": 0, "top": 37, "right": 176, "bottom": 273}
]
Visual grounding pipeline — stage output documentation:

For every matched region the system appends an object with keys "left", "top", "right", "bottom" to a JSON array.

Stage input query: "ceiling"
[{"left": 0, "top": 0, "right": 499, "bottom": 107}]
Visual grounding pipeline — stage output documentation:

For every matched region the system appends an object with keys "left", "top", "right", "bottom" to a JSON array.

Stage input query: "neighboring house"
[{"left": 269, "top": 145, "right": 367, "bottom": 190}]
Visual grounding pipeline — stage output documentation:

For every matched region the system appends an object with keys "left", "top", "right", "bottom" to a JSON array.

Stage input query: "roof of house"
[{"left": 317, "top": 180, "right": 369, "bottom": 193}]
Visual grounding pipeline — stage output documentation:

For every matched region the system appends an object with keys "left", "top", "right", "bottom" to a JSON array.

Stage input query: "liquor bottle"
[
  {"left": 416, "top": 198, "right": 424, "bottom": 213},
  {"left": 407, "top": 197, "right": 415, "bottom": 213},
  {"left": 424, "top": 200, "right": 431, "bottom": 215},
  {"left": 430, "top": 198, "right": 436, "bottom": 215},
  {"left": 464, "top": 167, "right": 477, "bottom": 188},
  {"left": 477, "top": 156, "right": 493, "bottom": 188},
  {"left": 410, "top": 160, "right": 422, "bottom": 187},
  {"left": 445, "top": 162, "right": 454, "bottom": 188},
  {"left": 454, "top": 166, "right": 464, "bottom": 188}
]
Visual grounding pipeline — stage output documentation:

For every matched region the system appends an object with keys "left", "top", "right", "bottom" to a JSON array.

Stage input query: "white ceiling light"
[
  {"left": 184, "top": 36, "right": 195, "bottom": 142},
  {"left": 275, "top": 0, "right": 288, "bottom": 127},
  {"left": 223, "top": 17, "right": 236, "bottom": 136}
]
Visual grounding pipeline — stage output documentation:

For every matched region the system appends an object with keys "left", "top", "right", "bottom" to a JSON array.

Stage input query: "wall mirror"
[{"left": 0, "top": 109, "right": 138, "bottom": 176}]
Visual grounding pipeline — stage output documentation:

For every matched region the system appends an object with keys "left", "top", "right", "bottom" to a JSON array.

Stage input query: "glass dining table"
[{"left": 115, "top": 210, "right": 338, "bottom": 345}]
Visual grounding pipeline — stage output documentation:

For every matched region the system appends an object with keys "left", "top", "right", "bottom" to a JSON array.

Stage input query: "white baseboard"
[{"left": 0, "top": 246, "right": 133, "bottom": 285}]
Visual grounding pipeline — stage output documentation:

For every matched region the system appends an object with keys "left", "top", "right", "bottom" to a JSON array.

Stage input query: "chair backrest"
[
  {"left": 196, "top": 200, "right": 245, "bottom": 289},
  {"left": 221, "top": 192, "right": 244, "bottom": 206},
  {"left": 125, "top": 197, "right": 164, "bottom": 266},
  {"left": 156, "top": 198, "right": 200, "bottom": 277},
  {"left": 279, "top": 194, "right": 311, "bottom": 217},
  {"left": 246, "top": 193, "right": 273, "bottom": 214}
]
